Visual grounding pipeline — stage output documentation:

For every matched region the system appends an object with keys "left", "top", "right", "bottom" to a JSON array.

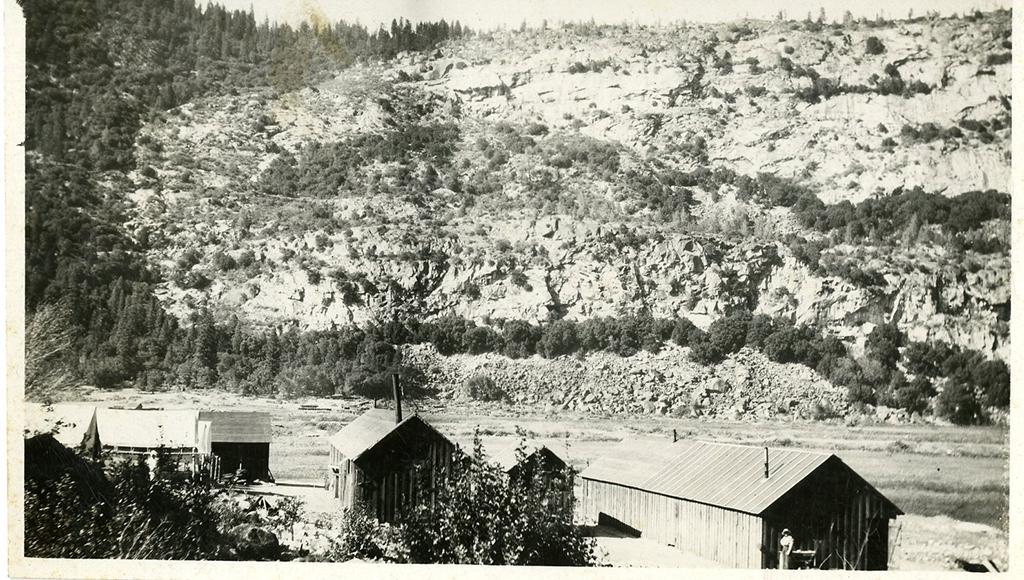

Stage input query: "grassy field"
[{"left": 56, "top": 388, "right": 1009, "bottom": 568}]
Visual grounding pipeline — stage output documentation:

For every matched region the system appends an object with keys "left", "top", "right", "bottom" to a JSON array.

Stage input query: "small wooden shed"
[
  {"left": 581, "top": 439, "right": 902, "bottom": 570},
  {"left": 198, "top": 411, "right": 273, "bottom": 482},
  {"left": 491, "top": 442, "right": 573, "bottom": 509},
  {"left": 327, "top": 407, "right": 458, "bottom": 523}
]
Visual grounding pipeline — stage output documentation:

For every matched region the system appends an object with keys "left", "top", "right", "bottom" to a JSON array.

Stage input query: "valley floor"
[{"left": 43, "top": 387, "right": 1009, "bottom": 570}]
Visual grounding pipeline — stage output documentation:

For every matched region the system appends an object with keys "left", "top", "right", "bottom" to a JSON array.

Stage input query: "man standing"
[{"left": 779, "top": 529, "right": 795, "bottom": 569}]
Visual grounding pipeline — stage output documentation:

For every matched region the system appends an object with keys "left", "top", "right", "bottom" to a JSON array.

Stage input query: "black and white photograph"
[{"left": 5, "top": 0, "right": 1017, "bottom": 576}]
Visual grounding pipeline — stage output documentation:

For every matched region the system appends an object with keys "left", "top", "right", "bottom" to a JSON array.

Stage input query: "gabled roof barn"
[{"left": 581, "top": 438, "right": 901, "bottom": 516}]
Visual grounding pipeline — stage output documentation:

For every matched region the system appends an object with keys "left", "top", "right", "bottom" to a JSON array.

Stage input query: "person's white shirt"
[{"left": 780, "top": 534, "right": 794, "bottom": 553}]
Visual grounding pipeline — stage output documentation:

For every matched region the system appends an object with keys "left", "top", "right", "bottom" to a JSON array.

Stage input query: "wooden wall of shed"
[
  {"left": 761, "top": 460, "right": 897, "bottom": 570},
  {"left": 582, "top": 479, "right": 763, "bottom": 568},
  {"left": 329, "top": 439, "right": 455, "bottom": 523}
]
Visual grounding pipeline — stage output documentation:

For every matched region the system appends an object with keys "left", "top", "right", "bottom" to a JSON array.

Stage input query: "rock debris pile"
[{"left": 402, "top": 343, "right": 849, "bottom": 420}]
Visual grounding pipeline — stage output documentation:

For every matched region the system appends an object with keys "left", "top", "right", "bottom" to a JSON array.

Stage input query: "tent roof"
[
  {"left": 582, "top": 438, "right": 898, "bottom": 516},
  {"left": 96, "top": 408, "right": 200, "bottom": 449}
]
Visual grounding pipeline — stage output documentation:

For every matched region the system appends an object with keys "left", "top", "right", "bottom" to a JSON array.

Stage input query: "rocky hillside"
[{"left": 124, "top": 12, "right": 1011, "bottom": 360}]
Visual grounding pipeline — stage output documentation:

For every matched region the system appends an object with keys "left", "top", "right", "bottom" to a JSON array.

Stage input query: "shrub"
[
  {"left": 865, "top": 36, "right": 886, "bottom": 55},
  {"left": 846, "top": 382, "right": 877, "bottom": 406},
  {"left": 462, "top": 326, "right": 501, "bottom": 354},
  {"left": 538, "top": 320, "right": 580, "bottom": 358},
  {"left": 177, "top": 248, "right": 202, "bottom": 269},
  {"left": 689, "top": 335, "right": 725, "bottom": 365},
  {"left": 501, "top": 320, "right": 541, "bottom": 358},
  {"left": 180, "top": 271, "right": 212, "bottom": 290},
  {"left": 577, "top": 317, "right": 615, "bottom": 352},
  {"left": 90, "top": 356, "right": 134, "bottom": 388},
  {"left": 744, "top": 315, "right": 777, "bottom": 349},
  {"left": 985, "top": 52, "right": 1011, "bottom": 66},
  {"left": 865, "top": 323, "right": 904, "bottom": 368},
  {"left": 935, "top": 381, "right": 983, "bottom": 425},
  {"left": 705, "top": 310, "right": 753, "bottom": 356},
  {"left": 277, "top": 364, "right": 335, "bottom": 398},
  {"left": 305, "top": 268, "right": 322, "bottom": 285},
  {"left": 670, "top": 318, "right": 702, "bottom": 347},
  {"left": 762, "top": 326, "right": 805, "bottom": 363},
  {"left": 236, "top": 250, "right": 256, "bottom": 269},
  {"left": 894, "top": 376, "right": 935, "bottom": 415},
  {"left": 401, "top": 432, "right": 596, "bottom": 565},
  {"left": 973, "top": 359, "right": 1010, "bottom": 408},
  {"left": 810, "top": 401, "right": 839, "bottom": 420},
  {"left": 903, "top": 341, "right": 956, "bottom": 377},
  {"left": 941, "top": 349, "right": 985, "bottom": 381},
  {"left": 25, "top": 447, "right": 231, "bottom": 559},
  {"left": 323, "top": 505, "right": 409, "bottom": 562},
  {"left": 460, "top": 374, "right": 506, "bottom": 402},
  {"left": 827, "top": 356, "right": 863, "bottom": 386},
  {"left": 524, "top": 122, "right": 549, "bottom": 136},
  {"left": 744, "top": 85, "right": 767, "bottom": 98},
  {"left": 421, "top": 315, "right": 475, "bottom": 356}
]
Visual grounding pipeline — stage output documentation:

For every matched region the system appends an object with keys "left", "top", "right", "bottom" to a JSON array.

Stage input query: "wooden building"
[
  {"left": 199, "top": 411, "right": 273, "bottom": 482},
  {"left": 491, "top": 442, "right": 568, "bottom": 480},
  {"left": 581, "top": 439, "right": 902, "bottom": 570},
  {"left": 327, "top": 390, "right": 458, "bottom": 522},
  {"left": 491, "top": 442, "right": 573, "bottom": 509}
]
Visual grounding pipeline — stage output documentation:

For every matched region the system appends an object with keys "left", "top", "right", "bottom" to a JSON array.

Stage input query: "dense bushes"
[
  {"left": 537, "top": 320, "right": 580, "bottom": 358},
  {"left": 903, "top": 339, "right": 1010, "bottom": 416},
  {"left": 25, "top": 446, "right": 231, "bottom": 559},
  {"left": 865, "top": 323, "right": 904, "bottom": 368},
  {"left": 900, "top": 122, "right": 967, "bottom": 145},
  {"left": 401, "top": 434, "right": 595, "bottom": 565},
  {"left": 791, "top": 187, "right": 1010, "bottom": 240},
  {"left": 317, "top": 432, "right": 594, "bottom": 565},
  {"left": 935, "top": 381, "right": 983, "bottom": 425},
  {"left": 790, "top": 64, "right": 931, "bottom": 103},
  {"left": 985, "top": 52, "right": 1012, "bottom": 66},
  {"left": 259, "top": 123, "right": 461, "bottom": 199}
]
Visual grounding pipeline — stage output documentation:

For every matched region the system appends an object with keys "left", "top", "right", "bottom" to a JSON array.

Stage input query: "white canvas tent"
[
  {"left": 95, "top": 409, "right": 203, "bottom": 452},
  {"left": 23, "top": 403, "right": 100, "bottom": 454}
]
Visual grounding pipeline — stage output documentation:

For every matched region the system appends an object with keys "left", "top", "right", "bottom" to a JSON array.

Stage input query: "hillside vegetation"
[{"left": 23, "top": 1, "right": 1011, "bottom": 423}]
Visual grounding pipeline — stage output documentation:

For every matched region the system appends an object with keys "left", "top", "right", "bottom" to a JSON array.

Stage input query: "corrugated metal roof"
[
  {"left": 24, "top": 404, "right": 98, "bottom": 449},
  {"left": 96, "top": 409, "right": 201, "bottom": 449},
  {"left": 327, "top": 408, "right": 412, "bottom": 461},
  {"left": 198, "top": 411, "right": 272, "bottom": 443},
  {"left": 581, "top": 438, "right": 834, "bottom": 515}
]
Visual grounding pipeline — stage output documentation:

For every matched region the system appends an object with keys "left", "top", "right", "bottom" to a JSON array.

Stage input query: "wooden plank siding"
[
  {"left": 583, "top": 479, "right": 763, "bottom": 568},
  {"left": 329, "top": 437, "right": 456, "bottom": 522},
  {"left": 760, "top": 457, "right": 899, "bottom": 570}
]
